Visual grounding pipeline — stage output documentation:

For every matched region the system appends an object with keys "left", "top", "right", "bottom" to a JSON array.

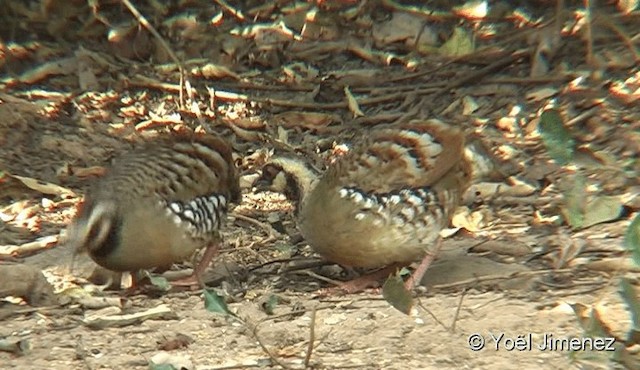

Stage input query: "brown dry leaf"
[
  {"left": 135, "top": 114, "right": 182, "bottom": 131},
  {"left": 276, "top": 344, "right": 305, "bottom": 358},
  {"left": 8, "top": 173, "right": 75, "bottom": 197},
  {"left": 461, "top": 96, "right": 479, "bottom": 115},
  {"left": 83, "top": 304, "right": 178, "bottom": 329},
  {"left": 344, "top": 86, "right": 364, "bottom": 118},
  {"left": 471, "top": 239, "right": 532, "bottom": 257},
  {"left": 226, "top": 122, "right": 266, "bottom": 142},
  {"left": 586, "top": 257, "right": 640, "bottom": 273},
  {"left": 0, "top": 235, "right": 58, "bottom": 258},
  {"left": 239, "top": 21, "right": 300, "bottom": 46},
  {"left": 72, "top": 166, "right": 106, "bottom": 178},
  {"left": 372, "top": 12, "right": 436, "bottom": 49},
  {"left": 149, "top": 352, "right": 193, "bottom": 370},
  {"left": 274, "top": 111, "right": 340, "bottom": 131},
  {"left": 0, "top": 264, "right": 57, "bottom": 306},
  {"left": 464, "top": 179, "right": 537, "bottom": 203},
  {"left": 609, "top": 72, "right": 640, "bottom": 105},
  {"left": 495, "top": 116, "right": 518, "bottom": 133},
  {"left": 17, "top": 57, "right": 78, "bottom": 85},
  {"left": 453, "top": 0, "right": 488, "bottom": 19},
  {"left": 76, "top": 52, "right": 99, "bottom": 90},
  {"left": 548, "top": 231, "right": 584, "bottom": 269},
  {"left": 276, "top": 125, "right": 289, "bottom": 145},
  {"left": 617, "top": 0, "right": 640, "bottom": 13},
  {"left": 301, "top": 8, "right": 341, "bottom": 41},
  {"left": 529, "top": 27, "right": 561, "bottom": 77},
  {"left": 194, "top": 63, "right": 240, "bottom": 80},
  {"left": 107, "top": 22, "right": 152, "bottom": 60},
  {"left": 64, "top": 288, "right": 126, "bottom": 309},
  {"left": 505, "top": 177, "right": 538, "bottom": 196},
  {"left": 526, "top": 87, "right": 559, "bottom": 102},
  {"left": 232, "top": 117, "right": 267, "bottom": 131},
  {"left": 451, "top": 206, "right": 492, "bottom": 232},
  {"left": 161, "top": 13, "right": 203, "bottom": 40},
  {"left": 282, "top": 62, "right": 319, "bottom": 83},
  {"left": 326, "top": 69, "right": 380, "bottom": 87},
  {"left": 0, "top": 200, "right": 29, "bottom": 222},
  {"left": 622, "top": 186, "right": 640, "bottom": 208},
  {"left": 533, "top": 210, "right": 561, "bottom": 225},
  {"left": 157, "top": 333, "right": 194, "bottom": 351}
]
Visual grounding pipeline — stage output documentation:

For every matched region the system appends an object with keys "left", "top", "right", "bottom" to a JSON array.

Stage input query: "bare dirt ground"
[{"left": 1, "top": 1, "right": 639, "bottom": 369}]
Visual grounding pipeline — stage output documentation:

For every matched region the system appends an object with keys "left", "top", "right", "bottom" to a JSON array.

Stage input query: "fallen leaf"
[
  {"left": 538, "top": 109, "right": 575, "bottom": 165},
  {"left": 382, "top": 275, "right": 414, "bottom": 315},
  {"left": 344, "top": 86, "right": 364, "bottom": 117},
  {"left": 440, "top": 27, "right": 474, "bottom": 57},
  {"left": 453, "top": 0, "right": 489, "bottom": 19},
  {"left": 194, "top": 63, "right": 240, "bottom": 80},
  {"left": 203, "top": 289, "right": 234, "bottom": 316},
  {"left": 9, "top": 173, "right": 76, "bottom": 197},
  {"left": 626, "top": 213, "right": 640, "bottom": 266}
]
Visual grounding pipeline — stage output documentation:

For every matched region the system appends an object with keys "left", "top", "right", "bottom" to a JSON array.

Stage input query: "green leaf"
[
  {"left": 619, "top": 278, "right": 640, "bottom": 329},
  {"left": 203, "top": 289, "right": 233, "bottom": 316},
  {"left": 136, "top": 271, "right": 171, "bottom": 292},
  {"left": 147, "top": 275, "right": 171, "bottom": 292},
  {"left": 439, "top": 27, "right": 475, "bottom": 56},
  {"left": 538, "top": 109, "right": 575, "bottom": 165},
  {"left": 274, "top": 242, "right": 294, "bottom": 257},
  {"left": 581, "top": 195, "right": 624, "bottom": 229},
  {"left": 382, "top": 275, "right": 414, "bottom": 315},
  {"left": 562, "top": 175, "right": 586, "bottom": 229},
  {"left": 626, "top": 213, "right": 640, "bottom": 266},
  {"left": 148, "top": 364, "right": 176, "bottom": 370}
]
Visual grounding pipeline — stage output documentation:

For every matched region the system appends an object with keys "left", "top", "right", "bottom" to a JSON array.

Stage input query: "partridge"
[
  {"left": 65, "top": 133, "right": 240, "bottom": 288},
  {"left": 255, "top": 119, "right": 484, "bottom": 293}
]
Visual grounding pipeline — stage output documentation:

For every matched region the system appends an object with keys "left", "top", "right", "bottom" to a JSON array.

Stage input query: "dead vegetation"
[{"left": 1, "top": 0, "right": 639, "bottom": 369}]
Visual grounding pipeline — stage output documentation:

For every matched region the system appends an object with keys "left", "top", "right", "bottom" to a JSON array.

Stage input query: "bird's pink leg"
[
  {"left": 404, "top": 237, "right": 442, "bottom": 290},
  {"left": 171, "top": 243, "right": 220, "bottom": 289}
]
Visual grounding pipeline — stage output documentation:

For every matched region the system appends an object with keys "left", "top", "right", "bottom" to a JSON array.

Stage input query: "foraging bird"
[
  {"left": 255, "top": 119, "right": 499, "bottom": 293},
  {"left": 65, "top": 133, "right": 240, "bottom": 288}
]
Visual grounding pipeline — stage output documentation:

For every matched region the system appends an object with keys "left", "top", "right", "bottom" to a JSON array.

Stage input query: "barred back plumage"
[
  {"left": 65, "top": 133, "right": 239, "bottom": 278},
  {"left": 255, "top": 119, "right": 489, "bottom": 292}
]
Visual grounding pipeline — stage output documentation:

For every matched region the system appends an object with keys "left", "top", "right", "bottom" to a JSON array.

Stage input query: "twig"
[
  {"left": 416, "top": 301, "right": 449, "bottom": 331},
  {"left": 428, "top": 268, "right": 572, "bottom": 290},
  {"left": 213, "top": 0, "right": 245, "bottom": 21},
  {"left": 248, "top": 257, "right": 327, "bottom": 273},
  {"left": 231, "top": 212, "right": 282, "bottom": 240},
  {"left": 435, "top": 49, "right": 531, "bottom": 101},
  {"left": 120, "top": 0, "right": 186, "bottom": 107},
  {"left": 128, "top": 76, "right": 454, "bottom": 110},
  {"left": 294, "top": 269, "right": 346, "bottom": 287},
  {"left": 450, "top": 288, "right": 466, "bottom": 333},
  {"left": 484, "top": 75, "right": 574, "bottom": 84},
  {"left": 304, "top": 306, "right": 317, "bottom": 368},
  {"left": 233, "top": 316, "right": 293, "bottom": 370},
  {"left": 583, "top": 0, "right": 594, "bottom": 66},
  {"left": 204, "top": 364, "right": 262, "bottom": 370}
]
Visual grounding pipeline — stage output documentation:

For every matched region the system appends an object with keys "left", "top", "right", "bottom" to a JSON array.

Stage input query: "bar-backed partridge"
[
  {"left": 65, "top": 133, "right": 240, "bottom": 288},
  {"left": 255, "top": 119, "right": 483, "bottom": 293}
]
